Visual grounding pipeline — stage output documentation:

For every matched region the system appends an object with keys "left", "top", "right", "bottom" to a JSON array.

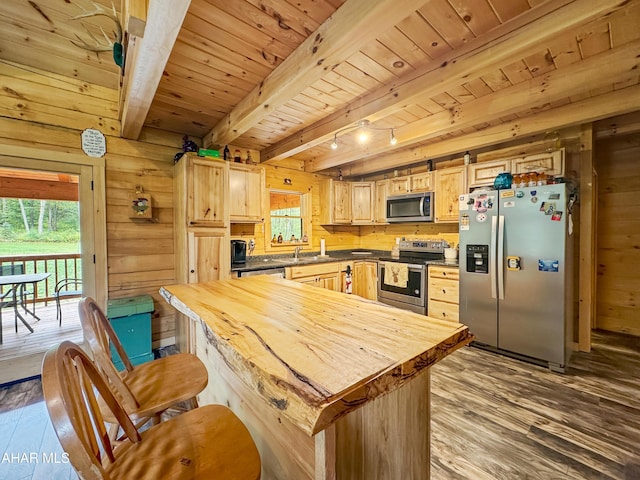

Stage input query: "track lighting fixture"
[{"left": 329, "top": 119, "right": 398, "bottom": 150}]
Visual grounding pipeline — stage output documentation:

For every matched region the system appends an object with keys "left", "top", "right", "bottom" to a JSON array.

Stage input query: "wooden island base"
[
  {"left": 194, "top": 319, "right": 430, "bottom": 480},
  {"left": 161, "top": 276, "right": 471, "bottom": 480}
]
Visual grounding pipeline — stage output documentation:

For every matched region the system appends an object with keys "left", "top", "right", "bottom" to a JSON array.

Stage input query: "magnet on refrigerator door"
[
  {"left": 538, "top": 259, "right": 559, "bottom": 272},
  {"left": 540, "top": 202, "right": 556, "bottom": 215},
  {"left": 551, "top": 211, "right": 563, "bottom": 221},
  {"left": 460, "top": 213, "right": 470, "bottom": 230}
]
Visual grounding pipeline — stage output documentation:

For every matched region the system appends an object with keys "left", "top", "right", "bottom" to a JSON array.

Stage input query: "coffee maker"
[{"left": 231, "top": 240, "right": 247, "bottom": 265}]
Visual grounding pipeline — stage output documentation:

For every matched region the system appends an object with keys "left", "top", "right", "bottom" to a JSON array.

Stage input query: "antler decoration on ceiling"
[{"left": 70, "top": 1, "right": 124, "bottom": 68}]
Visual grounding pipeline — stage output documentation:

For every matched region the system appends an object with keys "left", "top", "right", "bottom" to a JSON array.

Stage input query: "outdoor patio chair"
[
  {"left": 42, "top": 341, "right": 261, "bottom": 480},
  {"left": 53, "top": 278, "right": 83, "bottom": 326},
  {"left": 0, "top": 264, "right": 34, "bottom": 336}
]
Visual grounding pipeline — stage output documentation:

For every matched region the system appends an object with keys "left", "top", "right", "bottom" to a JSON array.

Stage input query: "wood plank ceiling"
[{"left": 1, "top": 0, "right": 639, "bottom": 177}]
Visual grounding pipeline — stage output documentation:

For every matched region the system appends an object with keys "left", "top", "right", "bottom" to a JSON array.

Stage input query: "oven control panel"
[{"left": 399, "top": 239, "right": 445, "bottom": 253}]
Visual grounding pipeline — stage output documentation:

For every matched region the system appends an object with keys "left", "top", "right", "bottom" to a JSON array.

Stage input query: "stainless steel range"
[{"left": 377, "top": 239, "right": 446, "bottom": 314}]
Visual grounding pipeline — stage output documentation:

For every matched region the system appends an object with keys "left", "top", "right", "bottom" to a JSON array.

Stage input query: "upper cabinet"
[
  {"left": 469, "top": 150, "right": 564, "bottom": 188},
  {"left": 410, "top": 171, "right": 433, "bottom": 192},
  {"left": 468, "top": 159, "right": 512, "bottom": 189},
  {"left": 375, "top": 180, "right": 389, "bottom": 224},
  {"left": 435, "top": 166, "right": 467, "bottom": 223},
  {"left": 175, "top": 155, "right": 229, "bottom": 228},
  {"left": 229, "top": 164, "right": 265, "bottom": 223},
  {"left": 320, "top": 179, "right": 351, "bottom": 225},
  {"left": 511, "top": 150, "right": 564, "bottom": 176},
  {"left": 388, "top": 171, "right": 433, "bottom": 195},
  {"left": 351, "top": 181, "right": 375, "bottom": 224},
  {"left": 388, "top": 176, "right": 411, "bottom": 195}
]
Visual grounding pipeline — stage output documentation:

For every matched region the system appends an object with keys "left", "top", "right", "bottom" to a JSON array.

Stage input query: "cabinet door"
[
  {"left": 410, "top": 172, "right": 433, "bottom": 192},
  {"left": 468, "top": 159, "right": 511, "bottom": 188},
  {"left": 354, "top": 261, "right": 377, "bottom": 300},
  {"left": 375, "top": 180, "right": 388, "bottom": 223},
  {"left": 435, "top": 166, "right": 467, "bottom": 223},
  {"left": 511, "top": 150, "right": 564, "bottom": 176},
  {"left": 229, "top": 165, "right": 264, "bottom": 222},
  {"left": 188, "top": 158, "right": 228, "bottom": 227},
  {"left": 351, "top": 182, "right": 375, "bottom": 224},
  {"left": 187, "top": 228, "right": 230, "bottom": 283},
  {"left": 389, "top": 177, "right": 411, "bottom": 195},
  {"left": 333, "top": 181, "right": 351, "bottom": 224}
]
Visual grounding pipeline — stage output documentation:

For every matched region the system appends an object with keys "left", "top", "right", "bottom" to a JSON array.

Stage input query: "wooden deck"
[{"left": 0, "top": 301, "right": 83, "bottom": 385}]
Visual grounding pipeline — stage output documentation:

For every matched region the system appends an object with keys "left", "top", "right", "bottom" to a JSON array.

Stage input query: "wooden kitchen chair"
[
  {"left": 42, "top": 341, "right": 261, "bottom": 480},
  {"left": 78, "top": 297, "right": 209, "bottom": 437}
]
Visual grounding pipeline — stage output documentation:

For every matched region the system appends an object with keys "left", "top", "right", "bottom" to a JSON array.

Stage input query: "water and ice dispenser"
[{"left": 466, "top": 245, "right": 489, "bottom": 274}]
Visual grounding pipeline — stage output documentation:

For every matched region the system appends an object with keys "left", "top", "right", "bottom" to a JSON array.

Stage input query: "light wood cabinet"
[
  {"left": 319, "top": 179, "right": 351, "bottom": 225},
  {"left": 187, "top": 228, "right": 230, "bottom": 283},
  {"left": 174, "top": 155, "right": 231, "bottom": 352},
  {"left": 468, "top": 159, "right": 511, "bottom": 188},
  {"left": 354, "top": 261, "right": 378, "bottom": 300},
  {"left": 410, "top": 171, "right": 433, "bottom": 192},
  {"left": 511, "top": 150, "right": 564, "bottom": 176},
  {"left": 229, "top": 164, "right": 265, "bottom": 222},
  {"left": 434, "top": 166, "right": 466, "bottom": 223},
  {"left": 468, "top": 150, "right": 565, "bottom": 188},
  {"left": 351, "top": 181, "right": 375, "bottom": 224},
  {"left": 427, "top": 266, "right": 459, "bottom": 322},
  {"left": 286, "top": 262, "right": 341, "bottom": 291},
  {"left": 375, "top": 180, "right": 388, "bottom": 223},
  {"left": 181, "top": 156, "right": 228, "bottom": 227},
  {"left": 389, "top": 176, "right": 411, "bottom": 195}
]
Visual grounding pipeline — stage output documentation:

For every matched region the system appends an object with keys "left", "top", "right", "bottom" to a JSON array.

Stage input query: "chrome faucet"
[{"left": 294, "top": 246, "right": 303, "bottom": 259}]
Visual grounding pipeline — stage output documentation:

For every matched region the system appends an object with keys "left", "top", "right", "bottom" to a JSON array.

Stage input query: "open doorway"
[{"left": 0, "top": 155, "right": 106, "bottom": 385}]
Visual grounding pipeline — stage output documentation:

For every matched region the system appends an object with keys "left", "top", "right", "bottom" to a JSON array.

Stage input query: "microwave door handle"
[
  {"left": 490, "top": 215, "right": 497, "bottom": 299},
  {"left": 419, "top": 196, "right": 425, "bottom": 216}
]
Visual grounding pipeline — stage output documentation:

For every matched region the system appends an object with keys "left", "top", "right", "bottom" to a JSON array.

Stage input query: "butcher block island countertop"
[{"left": 160, "top": 275, "right": 472, "bottom": 480}]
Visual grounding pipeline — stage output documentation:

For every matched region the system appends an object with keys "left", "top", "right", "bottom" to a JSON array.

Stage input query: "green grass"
[{"left": 0, "top": 242, "right": 80, "bottom": 255}]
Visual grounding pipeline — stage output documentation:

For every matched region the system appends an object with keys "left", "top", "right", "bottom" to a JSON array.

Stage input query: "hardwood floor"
[
  {"left": 0, "top": 330, "right": 638, "bottom": 479},
  {"left": 431, "top": 330, "right": 640, "bottom": 479}
]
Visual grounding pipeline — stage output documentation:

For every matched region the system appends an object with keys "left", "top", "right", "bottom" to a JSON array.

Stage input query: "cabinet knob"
[
  {"left": 190, "top": 269, "right": 195, "bottom": 274},
  {"left": 442, "top": 289, "right": 446, "bottom": 293}
]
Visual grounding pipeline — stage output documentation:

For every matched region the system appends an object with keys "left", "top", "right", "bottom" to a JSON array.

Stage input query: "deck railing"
[{"left": 0, "top": 253, "right": 82, "bottom": 305}]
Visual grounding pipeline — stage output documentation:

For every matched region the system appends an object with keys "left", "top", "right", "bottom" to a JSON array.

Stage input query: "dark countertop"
[{"left": 232, "top": 249, "right": 458, "bottom": 273}]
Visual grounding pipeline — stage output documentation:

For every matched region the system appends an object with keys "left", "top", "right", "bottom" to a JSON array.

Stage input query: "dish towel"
[{"left": 384, "top": 262, "right": 408, "bottom": 288}]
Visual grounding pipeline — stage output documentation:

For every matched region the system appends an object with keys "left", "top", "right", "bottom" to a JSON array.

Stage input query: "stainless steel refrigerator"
[{"left": 458, "top": 183, "right": 575, "bottom": 371}]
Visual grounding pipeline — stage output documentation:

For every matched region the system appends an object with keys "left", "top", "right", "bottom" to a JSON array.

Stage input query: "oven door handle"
[{"left": 406, "top": 264, "right": 425, "bottom": 270}]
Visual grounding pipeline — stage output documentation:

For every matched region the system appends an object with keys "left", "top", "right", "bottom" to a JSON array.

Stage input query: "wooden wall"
[
  {"left": 0, "top": 60, "right": 182, "bottom": 345},
  {"left": 595, "top": 131, "right": 640, "bottom": 336}
]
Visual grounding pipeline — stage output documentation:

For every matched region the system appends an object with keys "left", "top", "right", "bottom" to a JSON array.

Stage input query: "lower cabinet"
[
  {"left": 286, "top": 262, "right": 341, "bottom": 291},
  {"left": 354, "top": 261, "right": 378, "bottom": 300},
  {"left": 427, "top": 266, "right": 459, "bottom": 322}
]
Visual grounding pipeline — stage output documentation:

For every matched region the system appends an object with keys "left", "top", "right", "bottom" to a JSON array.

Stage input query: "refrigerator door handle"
[
  {"left": 490, "top": 215, "right": 497, "bottom": 299},
  {"left": 498, "top": 215, "right": 505, "bottom": 300}
]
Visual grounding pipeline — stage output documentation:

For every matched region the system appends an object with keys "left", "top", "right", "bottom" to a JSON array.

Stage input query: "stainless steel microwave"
[{"left": 386, "top": 192, "right": 434, "bottom": 222}]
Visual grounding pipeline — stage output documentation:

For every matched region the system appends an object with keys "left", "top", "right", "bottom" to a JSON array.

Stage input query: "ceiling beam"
[
  {"left": 308, "top": 39, "right": 640, "bottom": 171},
  {"left": 0, "top": 177, "right": 79, "bottom": 201},
  {"left": 262, "top": 0, "right": 629, "bottom": 164},
  {"left": 120, "top": 0, "right": 190, "bottom": 139},
  {"left": 202, "top": 0, "right": 432, "bottom": 148},
  {"left": 339, "top": 83, "right": 640, "bottom": 177}
]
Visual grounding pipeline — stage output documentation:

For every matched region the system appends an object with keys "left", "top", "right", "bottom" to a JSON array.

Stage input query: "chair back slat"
[
  {"left": 0, "top": 264, "right": 24, "bottom": 276},
  {"left": 42, "top": 342, "right": 143, "bottom": 479},
  {"left": 78, "top": 297, "right": 140, "bottom": 410}
]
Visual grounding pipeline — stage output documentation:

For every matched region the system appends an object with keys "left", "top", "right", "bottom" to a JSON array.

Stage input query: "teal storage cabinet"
[{"left": 106, "top": 294, "right": 155, "bottom": 371}]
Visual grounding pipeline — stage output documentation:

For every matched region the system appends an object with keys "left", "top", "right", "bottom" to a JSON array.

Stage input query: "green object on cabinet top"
[{"left": 107, "top": 294, "right": 154, "bottom": 319}]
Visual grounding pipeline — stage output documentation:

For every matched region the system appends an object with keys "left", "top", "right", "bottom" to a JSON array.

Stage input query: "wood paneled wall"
[
  {"left": 230, "top": 163, "right": 361, "bottom": 255},
  {"left": 595, "top": 132, "right": 640, "bottom": 336},
  {"left": 0, "top": 60, "right": 182, "bottom": 345}
]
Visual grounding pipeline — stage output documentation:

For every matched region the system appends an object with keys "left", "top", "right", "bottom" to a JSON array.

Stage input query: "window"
[{"left": 266, "top": 190, "right": 311, "bottom": 249}]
